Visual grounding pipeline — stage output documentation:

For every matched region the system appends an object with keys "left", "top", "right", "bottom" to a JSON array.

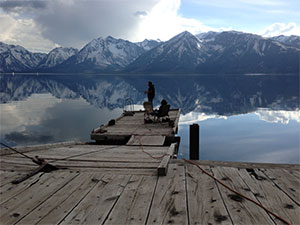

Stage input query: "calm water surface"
[{"left": 0, "top": 74, "right": 299, "bottom": 164}]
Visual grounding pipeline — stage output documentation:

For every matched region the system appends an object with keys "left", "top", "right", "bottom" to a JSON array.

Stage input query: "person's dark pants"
[{"left": 148, "top": 97, "right": 154, "bottom": 103}]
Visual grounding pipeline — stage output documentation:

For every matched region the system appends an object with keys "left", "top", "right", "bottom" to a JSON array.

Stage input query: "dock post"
[{"left": 189, "top": 123, "right": 199, "bottom": 160}]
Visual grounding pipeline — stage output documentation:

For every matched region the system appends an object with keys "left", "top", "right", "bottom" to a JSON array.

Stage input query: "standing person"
[{"left": 145, "top": 81, "right": 155, "bottom": 103}]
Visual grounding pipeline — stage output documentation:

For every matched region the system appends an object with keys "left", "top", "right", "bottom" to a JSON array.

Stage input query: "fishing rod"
[
  {"left": 0, "top": 142, "right": 47, "bottom": 166},
  {"left": 0, "top": 142, "right": 33, "bottom": 161}
]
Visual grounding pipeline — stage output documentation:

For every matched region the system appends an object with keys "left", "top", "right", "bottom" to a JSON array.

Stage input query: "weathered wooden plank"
[
  {"left": 211, "top": 166, "right": 274, "bottom": 225},
  {"left": 19, "top": 145, "right": 111, "bottom": 158},
  {"left": 3, "top": 146, "right": 166, "bottom": 164},
  {"left": 104, "top": 175, "right": 158, "bottom": 225},
  {"left": 0, "top": 155, "right": 161, "bottom": 167},
  {"left": 52, "top": 160, "right": 160, "bottom": 169},
  {"left": 290, "top": 170, "right": 300, "bottom": 179},
  {"left": 0, "top": 156, "right": 37, "bottom": 165},
  {"left": 147, "top": 163, "right": 188, "bottom": 225},
  {"left": 96, "top": 126, "right": 173, "bottom": 134},
  {"left": 67, "top": 156, "right": 162, "bottom": 163},
  {"left": 101, "top": 129, "right": 173, "bottom": 136},
  {"left": 0, "top": 172, "right": 78, "bottom": 225},
  {"left": 60, "top": 174, "right": 131, "bottom": 225},
  {"left": 17, "top": 173, "right": 103, "bottom": 225},
  {"left": 185, "top": 164, "right": 232, "bottom": 225},
  {"left": 0, "top": 172, "right": 43, "bottom": 204},
  {"left": 0, "top": 160, "right": 157, "bottom": 175},
  {"left": 0, "top": 162, "right": 37, "bottom": 171},
  {"left": 239, "top": 168, "right": 300, "bottom": 224},
  {"left": 126, "top": 135, "right": 166, "bottom": 146},
  {"left": 5, "top": 145, "right": 170, "bottom": 158},
  {"left": 0, "top": 141, "right": 82, "bottom": 156},
  {"left": 0, "top": 171, "right": 27, "bottom": 187},
  {"left": 59, "top": 168, "right": 157, "bottom": 175},
  {"left": 103, "top": 123, "right": 172, "bottom": 129},
  {"left": 157, "top": 143, "right": 176, "bottom": 176},
  {"left": 262, "top": 168, "right": 300, "bottom": 205}
]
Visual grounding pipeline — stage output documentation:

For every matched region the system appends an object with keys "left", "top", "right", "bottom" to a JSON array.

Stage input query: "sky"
[{"left": 0, "top": 0, "right": 299, "bottom": 53}]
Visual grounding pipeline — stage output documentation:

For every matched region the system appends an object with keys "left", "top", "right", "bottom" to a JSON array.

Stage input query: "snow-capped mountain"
[
  {"left": 126, "top": 31, "right": 211, "bottom": 73},
  {"left": 54, "top": 36, "right": 146, "bottom": 72},
  {"left": 136, "top": 39, "right": 161, "bottom": 51},
  {"left": 126, "top": 31, "right": 300, "bottom": 74},
  {"left": 196, "top": 31, "right": 220, "bottom": 40},
  {"left": 196, "top": 31, "right": 300, "bottom": 73},
  {"left": 270, "top": 35, "right": 300, "bottom": 49},
  {"left": 0, "top": 42, "right": 46, "bottom": 72},
  {"left": 1, "top": 31, "right": 299, "bottom": 73},
  {"left": 37, "top": 47, "right": 78, "bottom": 69}
]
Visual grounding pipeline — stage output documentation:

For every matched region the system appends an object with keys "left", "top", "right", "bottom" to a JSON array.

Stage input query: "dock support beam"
[{"left": 189, "top": 124, "right": 199, "bottom": 160}]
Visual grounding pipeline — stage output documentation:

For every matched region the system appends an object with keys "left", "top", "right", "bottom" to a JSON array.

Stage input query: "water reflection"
[
  {"left": 1, "top": 74, "right": 298, "bottom": 113},
  {"left": 0, "top": 92, "right": 122, "bottom": 145},
  {"left": 0, "top": 74, "right": 299, "bottom": 163}
]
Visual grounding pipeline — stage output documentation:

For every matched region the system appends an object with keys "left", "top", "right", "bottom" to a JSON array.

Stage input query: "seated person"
[{"left": 151, "top": 99, "right": 168, "bottom": 117}]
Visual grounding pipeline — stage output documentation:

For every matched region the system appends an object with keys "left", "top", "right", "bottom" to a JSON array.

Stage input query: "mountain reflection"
[{"left": 1, "top": 74, "right": 298, "bottom": 116}]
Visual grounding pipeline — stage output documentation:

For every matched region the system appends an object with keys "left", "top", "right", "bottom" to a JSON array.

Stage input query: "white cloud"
[
  {"left": 260, "top": 22, "right": 300, "bottom": 37},
  {"left": 134, "top": 0, "right": 228, "bottom": 41},
  {"left": 0, "top": 0, "right": 228, "bottom": 50},
  {"left": 0, "top": 0, "right": 158, "bottom": 51},
  {"left": 0, "top": 0, "right": 299, "bottom": 53},
  {"left": 0, "top": 14, "right": 59, "bottom": 52}
]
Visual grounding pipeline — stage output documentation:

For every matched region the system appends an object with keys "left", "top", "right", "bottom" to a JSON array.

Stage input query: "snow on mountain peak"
[
  {"left": 38, "top": 47, "right": 78, "bottom": 69},
  {"left": 71, "top": 36, "right": 146, "bottom": 69},
  {"left": 0, "top": 42, "right": 46, "bottom": 72},
  {"left": 173, "top": 31, "right": 194, "bottom": 40},
  {"left": 136, "top": 39, "right": 161, "bottom": 51}
]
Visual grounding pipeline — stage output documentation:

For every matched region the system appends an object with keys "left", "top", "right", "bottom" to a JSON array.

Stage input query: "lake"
[{"left": 0, "top": 74, "right": 299, "bottom": 164}]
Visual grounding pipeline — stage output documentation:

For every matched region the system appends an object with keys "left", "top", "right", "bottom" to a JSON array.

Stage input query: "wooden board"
[
  {"left": 239, "top": 168, "right": 300, "bottom": 225},
  {"left": 126, "top": 135, "right": 166, "bottom": 146},
  {"left": 0, "top": 171, "right": 27, "bottom": 187},
  {"left": 2, "top": 145, "right": 169, "bottom": 164},
  {"left": 54, "top": 168, "right": 157, "bottom": 175},
  {"left": 261, "top": 168, "right": 300, "bottom": 205},
  {"left": 157, "top": 143, "right": 176, "bottom": 176},
  {"left": 0, "top": 172, "right": 78, "bottom": 225},
  {"left": 0, "top": 141, "right": 80, "bottom": 156},
  {"left": 211, "top": 166, "right": 274, "bottom": 225},
  {"left": 91, "top": 109, "right": 180, "bottom": 139},
  {"left": 147, "top": 163, "right": 188, "bottom": 224},
  {"left": 0, "top": 172, "right": 43, "bottom": 204},
  {"left": 51, "top": 160, "right": 160, "bottom": 169},
  {"left": 0, "top": 162, "right": 38, "bottom": 171},
  {"left": 60, "top": 174, "right": 131, "bottom": 225},
  {"left": 185, "top": 164, "right": 232, "bottom": 225},
  {"left": 104, "top": 175, "right": 157, "bottom": 225},
  {"left": 18, "top": 173, "right": 103, "bottom": 225}
]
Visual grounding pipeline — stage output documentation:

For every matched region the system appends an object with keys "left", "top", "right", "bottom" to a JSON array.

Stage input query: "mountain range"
[{"left": 0, "top": 31, "right": 299, "bottom": 74}]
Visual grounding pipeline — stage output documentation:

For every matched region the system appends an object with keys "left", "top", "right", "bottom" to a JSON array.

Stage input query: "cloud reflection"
[
  {"left": 1, "top": 93, "right": 122, "bottom": 146},
  {"left": 179, "top": 111, "right": 227, "bottom": 124},
  {"left": 255, "top": 109, "right": 300, "bottom": 124},
  {"left": 5, "top": 131, "right": 53, "bottom": 144}
]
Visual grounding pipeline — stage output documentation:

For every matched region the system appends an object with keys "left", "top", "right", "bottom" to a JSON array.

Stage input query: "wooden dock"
[
  {"left": 90, "top": 109, "right": 180, "bottom": 142},
  {"left": 0, "top": 108, "right": 299, "bottom": 225}
]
